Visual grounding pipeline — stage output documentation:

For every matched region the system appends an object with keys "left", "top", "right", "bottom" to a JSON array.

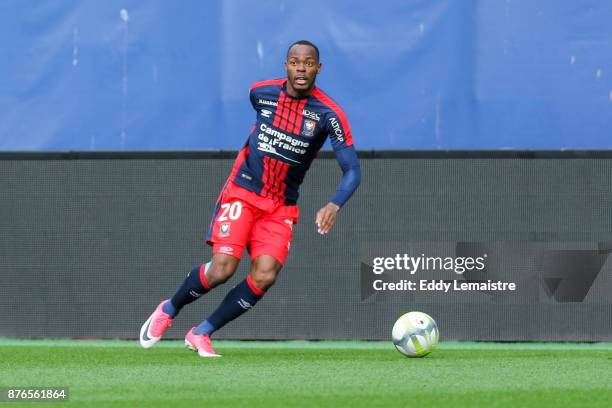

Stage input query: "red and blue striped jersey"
[{"left": 229, "top": 78, "right": 355, "bottom": 205}]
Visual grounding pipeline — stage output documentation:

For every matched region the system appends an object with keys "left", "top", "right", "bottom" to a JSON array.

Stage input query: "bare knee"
[
  {"left": 250, "top": 256, "right": 282, "bottom": 291},
  {"left": 206, "top": 254, "right": 239, "bottom": 288}
]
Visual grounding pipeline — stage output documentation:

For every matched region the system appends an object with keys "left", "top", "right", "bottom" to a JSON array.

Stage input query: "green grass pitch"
[{"left": 1, "top": 339, "right": 611, "bottom": 407}]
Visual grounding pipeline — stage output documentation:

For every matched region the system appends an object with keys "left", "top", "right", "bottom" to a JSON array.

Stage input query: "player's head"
[{"left": 285, "top": 40, "right": 321, "bottom": 98}]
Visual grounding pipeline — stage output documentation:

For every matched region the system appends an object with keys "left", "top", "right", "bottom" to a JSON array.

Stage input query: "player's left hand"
[{"left": 315, "top": 202, "right": 340, "bottom": 235}]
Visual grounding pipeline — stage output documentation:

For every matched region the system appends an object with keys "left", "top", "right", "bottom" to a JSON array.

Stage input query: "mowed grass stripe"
[{"left": 1, "top": 343, "right": 611, "bottom": 407}]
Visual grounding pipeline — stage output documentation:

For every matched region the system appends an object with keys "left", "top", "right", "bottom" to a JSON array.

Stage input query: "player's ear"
[
  {"left": 317, "top": 63, "right": 322, "bottom": 75},
  {"left": 284, "top": 60, "right": 288, "bottom": 72}
]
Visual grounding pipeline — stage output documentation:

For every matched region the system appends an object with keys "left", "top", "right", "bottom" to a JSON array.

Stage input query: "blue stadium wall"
[{"left": 1, "top": 0, "right": 611, "bottom": 150}]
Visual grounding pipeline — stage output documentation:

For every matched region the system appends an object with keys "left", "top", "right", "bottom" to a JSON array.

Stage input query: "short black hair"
[{"left": 287, "top": 40, "right": 320, "bottom": 61}]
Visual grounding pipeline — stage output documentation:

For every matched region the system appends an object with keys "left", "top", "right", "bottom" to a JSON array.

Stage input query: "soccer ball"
[{"left": 392, "top": 311, "right": 439, "bottom": 357}]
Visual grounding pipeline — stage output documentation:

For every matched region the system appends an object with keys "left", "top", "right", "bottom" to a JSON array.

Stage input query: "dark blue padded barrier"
[{"left": 1, "top": 0, "right": 611, "bottom": 149}]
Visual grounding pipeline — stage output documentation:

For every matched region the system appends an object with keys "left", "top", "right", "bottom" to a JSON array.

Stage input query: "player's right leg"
[
  {"left": 139, "top": 254, "right": 240, "bottom": 349},
  {"left": 140, "top": 192, "right": 247, "bottom": 348},
  {"left": 140, "top": 182, "right": 253, "bottom": 349}
]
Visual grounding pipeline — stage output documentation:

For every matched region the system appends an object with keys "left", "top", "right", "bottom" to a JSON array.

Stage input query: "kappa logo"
[
  {"left": 219, "top": 223, "right": 231, "bottom": 237},
  {"left": 218, "top": 246, "right": 234, "bottom": 254},
  {"left": 261, "top": 109, "right": 272, "bottom": 118},
  {"left": 302, "top": 119, "right": 316, "bottom": 137},
  {"left": 238, "top": 298, "right": 252, "bottom": 310},
  {"left": 189, "top": 290, "right": 202, "bottom": 298}
]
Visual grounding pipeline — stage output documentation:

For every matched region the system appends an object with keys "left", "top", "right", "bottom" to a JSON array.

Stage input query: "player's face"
[{"left": 284, "top": 45, "right": 321, "bottom": 98}]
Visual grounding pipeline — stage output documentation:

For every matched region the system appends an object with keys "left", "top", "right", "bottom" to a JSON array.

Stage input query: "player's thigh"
[{"left": 248, "top": 210, "right": 297, "bottom": 266}]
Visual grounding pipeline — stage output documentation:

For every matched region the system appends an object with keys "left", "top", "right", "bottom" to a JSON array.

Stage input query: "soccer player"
[{"left": 139, "top": 40, "right": 361, "bottom": 357}]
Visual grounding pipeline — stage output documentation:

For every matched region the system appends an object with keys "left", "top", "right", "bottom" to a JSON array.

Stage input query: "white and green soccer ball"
[{"left": 392, "top": 311, "right": 439, "bottom": 357}]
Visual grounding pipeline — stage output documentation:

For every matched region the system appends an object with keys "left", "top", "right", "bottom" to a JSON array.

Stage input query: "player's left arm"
[
  {"left": 315, "top": 146, "right": 361, "bottom": 234},
  {"left": 316, "top": 111, "right": 361, "bottom": 235}
]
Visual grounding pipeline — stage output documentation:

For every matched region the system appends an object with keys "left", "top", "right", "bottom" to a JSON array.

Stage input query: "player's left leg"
[
  {"left": 197, "top": 255, "right": 281, "bottom": 333},
  {"left": 185, "top": 256, "right": 281, "bottom": 357}
]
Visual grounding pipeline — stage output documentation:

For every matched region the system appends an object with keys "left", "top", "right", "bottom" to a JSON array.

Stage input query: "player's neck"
[{"left": 285, "top": 82, "right": 314, "bottom": 99}]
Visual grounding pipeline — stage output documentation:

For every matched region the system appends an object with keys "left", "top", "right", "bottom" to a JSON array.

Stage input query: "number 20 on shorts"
[{"left": 218, "top": 201, "right": 242, "bottom": 222}]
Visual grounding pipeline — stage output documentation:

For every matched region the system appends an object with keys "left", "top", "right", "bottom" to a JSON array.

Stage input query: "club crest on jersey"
[
  {"left": 219, "top": 223, "right": 230, "bottom": 237},
  {"left": 302, "top": 119, "right": 316, "bottom": 137}
]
